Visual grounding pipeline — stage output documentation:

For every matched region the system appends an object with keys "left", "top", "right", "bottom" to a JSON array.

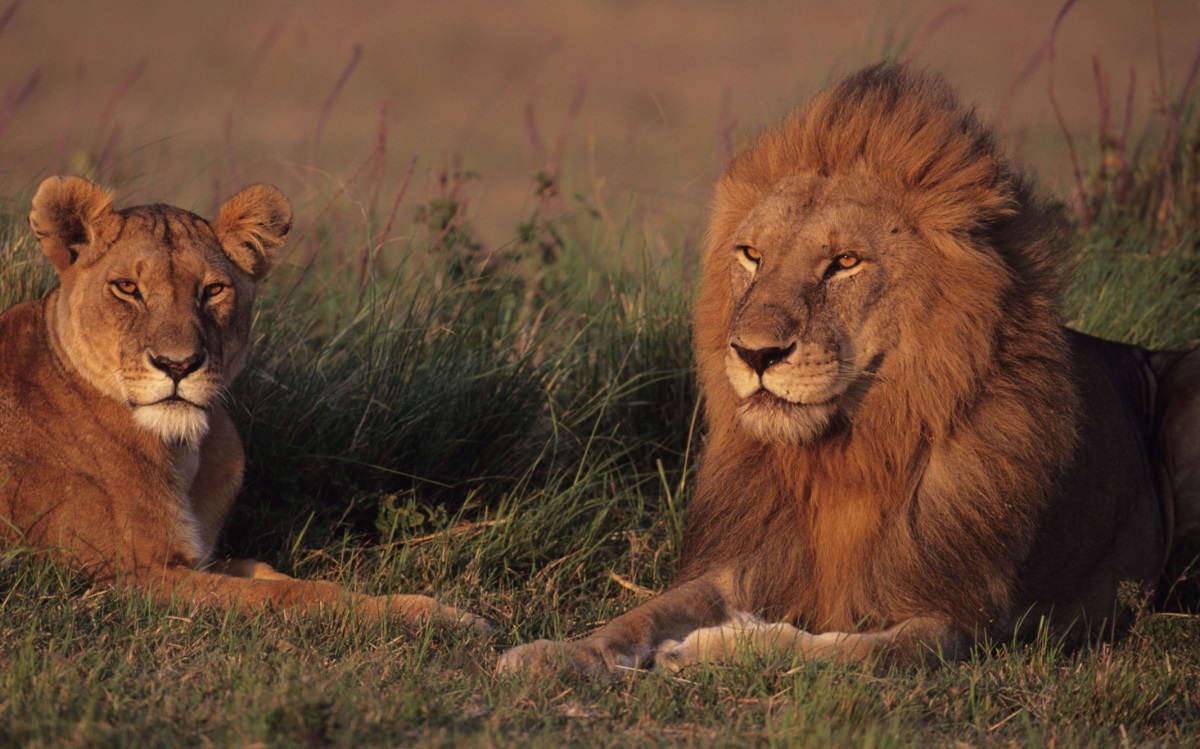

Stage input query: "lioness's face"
[
  {"left": 62, "top": 208, "right": 256, "bottom": 445},
  {"left": 723, "top": 173, "right": 912, "bottom": 445},
  {"left": 29, "top": 178, "right": 291, "bottom": 447}
]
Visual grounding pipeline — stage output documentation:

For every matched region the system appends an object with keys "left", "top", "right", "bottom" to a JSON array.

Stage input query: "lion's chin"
[
  {"left": 132, "top": 401, "right": 210, "bottom": 447},
  {"left": 735, "top": 394, "right": 838, "bottom": 446}
]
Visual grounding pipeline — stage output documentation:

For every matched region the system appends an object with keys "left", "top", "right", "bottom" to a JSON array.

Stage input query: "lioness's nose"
[
  {"left": 149, "top": 352, "right": 205, "bottom": 383},
  {"left": 731, "top": 342, "right": 795, "bottom": 377}
]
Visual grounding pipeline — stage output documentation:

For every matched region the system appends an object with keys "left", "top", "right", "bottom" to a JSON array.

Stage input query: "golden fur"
[
  {"left": 498, "top": 64, "right": 1200, "bottom": 674},
  {"left": 0, "top": 177, "right": 487, "bottom": 629}
]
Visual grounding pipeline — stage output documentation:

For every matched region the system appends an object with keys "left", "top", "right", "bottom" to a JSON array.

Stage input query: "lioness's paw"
[
  {"left": 376, "top": 594, "right": 492, "bottom": 632},
  {"left": 441, "top": 605, "right": 493, "bottom": 634},
  {"left": 496, "top": 638, "right": 632, "bottom": 678},
  {"left": 496, "top": 639, "right": 572, "bottom": 676}
]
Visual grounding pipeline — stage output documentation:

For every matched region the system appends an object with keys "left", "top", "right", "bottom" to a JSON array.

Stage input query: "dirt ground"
[{"left": 1, "top": 0, "right": 1197, "bottom": 243}]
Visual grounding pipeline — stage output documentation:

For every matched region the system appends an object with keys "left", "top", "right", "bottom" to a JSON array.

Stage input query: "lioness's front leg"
[
  {"left": 496, "top": 577, "right": 730, "bottom": 676},
  {"left": 159, "top": 563, "right": 491, "bottom": 631},
  {"left": 189, "top": 414, "right": 490, "bottom": 630},
  {"left": 359, "top": 591, "right": 492, "bottom": 631}
]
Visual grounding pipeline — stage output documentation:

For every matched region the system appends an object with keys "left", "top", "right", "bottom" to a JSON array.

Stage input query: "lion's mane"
[{"left": 682, "top": 64, "right": 1079, "bottom": 635}]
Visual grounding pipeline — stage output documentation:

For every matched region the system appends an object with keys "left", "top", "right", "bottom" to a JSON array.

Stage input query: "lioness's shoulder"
[{"left": 0, "top": 299, "right": 49, "bottom": 383}]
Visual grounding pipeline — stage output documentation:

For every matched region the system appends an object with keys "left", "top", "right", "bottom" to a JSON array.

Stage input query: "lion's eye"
[
  {"left": 112, "top": 280, "right": 140, "bottom": 298},
  {"left": 203, "top": 283, "right": 226, "bottom": 300},
  {"left": 826, "top": 253, "right": 862, "bottom": 277},
  {"left": 738, "top": 245, "right": 761, "bottom": 264}
]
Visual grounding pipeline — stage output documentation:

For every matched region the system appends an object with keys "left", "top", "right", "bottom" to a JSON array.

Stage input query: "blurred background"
[{"left": 2, "top": 0, "right": 1197, "bottom": 247}]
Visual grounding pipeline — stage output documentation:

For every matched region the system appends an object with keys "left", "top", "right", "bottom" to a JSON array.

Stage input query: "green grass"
[
  {"left": 3, "top": 60, "right": 1200, "bottom": 749},
  {"left": 2, "top": 553, "right": 1198, "bottom": 747}
]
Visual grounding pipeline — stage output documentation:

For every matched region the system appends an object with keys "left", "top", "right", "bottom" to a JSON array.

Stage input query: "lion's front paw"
[
  {"left": 653, "top": 627, "right": 739, "bottom": 671},
  {"left": 496, "top": 638, "right": 637, "bottom": 678},
  {"left": 655, "top": 617, "right": 808, "bottom": 671}
]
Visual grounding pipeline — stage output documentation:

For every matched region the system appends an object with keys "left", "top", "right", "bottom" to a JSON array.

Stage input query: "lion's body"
[
  {"left": 685, "top": 329, "right": 1172, "bottom": 642},
  {"left": 499, "top": 65, "right": 1200, "bottom": 674},
  {"left": 0, "top": 178, "right": 485, "bottom": 629}
]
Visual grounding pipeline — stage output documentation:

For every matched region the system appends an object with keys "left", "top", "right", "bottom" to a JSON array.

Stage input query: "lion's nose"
[
  {"left": 149, "top": 352, "right": 206, "bottom": 383},
  {"left": 731, "top": 342, "right": 795, "bottom": 377}
]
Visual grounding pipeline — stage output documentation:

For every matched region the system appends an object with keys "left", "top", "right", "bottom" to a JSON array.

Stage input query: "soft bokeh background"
[{"left": 2, "top": 0, "right": 1197, "bottom": 244}]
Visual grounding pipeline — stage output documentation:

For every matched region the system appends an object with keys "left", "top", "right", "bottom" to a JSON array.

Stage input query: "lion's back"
[{"left": 1031, "top": 332, "right": 1167, "bottom": 604}]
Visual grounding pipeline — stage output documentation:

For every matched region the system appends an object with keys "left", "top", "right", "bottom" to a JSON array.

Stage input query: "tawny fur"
[
  {"left": 1, "top": 177, "right": 487, "bottom": 630},
  {"left": 498, "top": 64, "right": 1200, "bottom": 676}
]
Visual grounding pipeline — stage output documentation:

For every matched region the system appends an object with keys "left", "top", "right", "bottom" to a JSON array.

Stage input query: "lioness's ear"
[
  {"left": 29, "top": 176, "right": 117, "bottom": 273},
  {"left": 213, "top": 184, "right": 292, "bottom": 280}
]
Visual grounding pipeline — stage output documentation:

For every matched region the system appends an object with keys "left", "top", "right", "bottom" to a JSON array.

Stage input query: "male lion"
[
  {"left": 0, "top": 176, "right": 485, "bottom": 629},
  {"left": 499, "top": 64, "right": 1200, "bottom": 674}
]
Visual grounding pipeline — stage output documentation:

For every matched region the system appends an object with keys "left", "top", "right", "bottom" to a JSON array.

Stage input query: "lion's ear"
[
  {"left": 212, "top": 184, "right": 292, "bottom": 280},
  {"left": 29, "top": 176, "right": 117, "bottom": 273}
]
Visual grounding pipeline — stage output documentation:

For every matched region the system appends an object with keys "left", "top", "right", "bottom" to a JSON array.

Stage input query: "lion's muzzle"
[
  {"left": 730, "top": 342, "right": 795, "bottom": 378},
  {"left": 725, "top": 339, "right": 844, "bottom": 405},
  {"left": 725, "top": 338, "right": 850, "bottom": 444}
]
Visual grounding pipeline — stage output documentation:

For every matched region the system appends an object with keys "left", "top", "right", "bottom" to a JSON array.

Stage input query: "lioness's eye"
[
  {"left": 112, "top": 280, "right": 140, "bottom": 298},
  {"left": 203, "top": 283, "right": 226, "bottom": 299},
  {"left": 738, "top": 245, "right": 761, "bottom": 264}
]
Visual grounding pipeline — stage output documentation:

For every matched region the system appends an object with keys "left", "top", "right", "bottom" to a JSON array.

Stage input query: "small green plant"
[
  {"left": 373, "top": 491, "right": 449, "bottom": 539},
  {"left": 413, "top": 156, "right": 488, "bottom": 281}
]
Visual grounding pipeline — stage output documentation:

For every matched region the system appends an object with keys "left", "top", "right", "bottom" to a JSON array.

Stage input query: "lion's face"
[
  {"left": 721, "top": 172, "right": 917, "bottom": 445},
  {"left": 29, "top": 178, "right": 292, "bottom": 446}
]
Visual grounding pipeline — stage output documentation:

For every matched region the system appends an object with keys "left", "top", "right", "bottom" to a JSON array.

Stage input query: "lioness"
[
  {"left": 0, "top": 176, "right": 485, "bottom": 629},
  {"left": 499, "top": 64, "right": 1200, "bottom": 674}
]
